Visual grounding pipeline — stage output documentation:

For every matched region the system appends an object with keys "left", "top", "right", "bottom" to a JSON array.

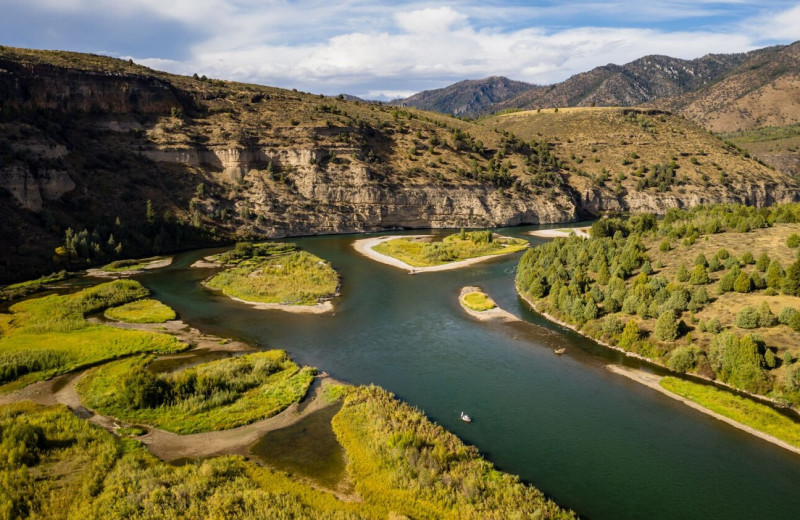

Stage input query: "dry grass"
[{"left": 462, "top": 291, "right": 497, "bottom": 311}]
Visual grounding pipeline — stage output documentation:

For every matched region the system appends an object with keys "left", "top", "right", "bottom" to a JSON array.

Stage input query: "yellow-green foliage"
[
  {"left": 462, "top": 292, "right": 497, "bottom": 311},
  {"left": 206, "top": 250, "right": 338, "bottom": 306},
  {"left": 0, "top": 281, "right": 186, "bottom": 392},
  {"left": 660, "top": 377, "right": 800, "bottom": 449},
  {"left": 373, "top": 232, "right": 528, "bottom": 267},
  {"left": 76, "top": 351, "right": 315, "bottom": 434},
  {"left": 104, "top": 299, "right": 177, "bottom": 323},
  {"left": 332, "top": 385, "right": 576, "bottom": 520},
  {"left": 0, "top": 402, "right": 379, "bottom": 519},
  {"left": 1, "top": 271, "right": 70, "bottom": 301},
  {"left": 101, "top": 259, "right": 147, "bottom": 272}
]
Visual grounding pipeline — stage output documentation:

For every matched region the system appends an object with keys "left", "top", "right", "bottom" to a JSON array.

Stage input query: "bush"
[
  {"left": 783, "top": 260, "right": 800, "bottom": 296},
  {"left": 787, "top": 233, "right": 800, "bottom": 248},
  {"left": 766, "top": 260, "right": 785, "bottom": 288},
  {"left": 617, "top": 320, "right": 641, "bottom": 350},
  {"left": 778, "top": 306, "right": 798, "bottom": 325},
  {"left": 706, "top": 317, "right": 722, "bottom": 334},
  {"left": 694, "top": 253, "right": 708, "bottom": 267},
  {"left": 659, "top": 240, "right": 671, "bottom": 252},
  {"left": 757, "top": 302, "right": 778, "bottom": 328},
  {"left": 689, "top": 265, "right": 709, "bottom": 285},
  {"left": 741, "top": 251, "right": 755, "bottom": 264},
  {"left": 735, "top": 306, "right": 760, "bottom": 329},
  {"left": 676, "top": 264, "right": 689, "bottom": 282},
  {"left": 667, "top": 346, "right": 699, "bottom": 373},
  {"left": 756, "top": 252, "right": 770, "bottom": 272}
]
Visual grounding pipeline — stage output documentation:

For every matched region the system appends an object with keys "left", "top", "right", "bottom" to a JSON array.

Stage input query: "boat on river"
[
  {"left": 460, "top": 412, "right": 472, "bottom": 423},
  {"left": 554, "top": 348, "right": 566, "bottom": 355}
]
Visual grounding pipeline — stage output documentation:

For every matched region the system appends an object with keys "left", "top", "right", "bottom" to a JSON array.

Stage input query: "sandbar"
[
  {"left": 528, "top": 227, "right": 590, "bottom": 239},
  {"left": 459, "top": 286, "right": 520, "bottom": 322}
]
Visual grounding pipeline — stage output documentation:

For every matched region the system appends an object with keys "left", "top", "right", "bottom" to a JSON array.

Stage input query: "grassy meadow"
[
  {"left": 206, "top": 246, "right": 339, "bottom": 306},
  {"left": 0, "top": 280, "right": 186, "bottom": 393},
  {"left": 76, "top": 351, "right": 315, "bottom": 434},
  {"left": 104, "top": 298, "right": 177, "bottom": 323},
  {"left": 373, "top": 230, "right": 528, "bottom": 267}
]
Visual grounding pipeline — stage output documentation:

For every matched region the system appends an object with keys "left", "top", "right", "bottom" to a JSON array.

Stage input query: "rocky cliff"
[{"left": 0, "top": 46, "right": 796, "bottom": 283}]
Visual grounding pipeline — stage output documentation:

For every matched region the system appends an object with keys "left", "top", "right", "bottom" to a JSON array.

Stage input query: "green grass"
[
  {"left": 206, "top": 250, "right": 338, "bottom": 306},
  {"left": 462, "top": 291, "right": 497, "bottom": 311},
  {"left": 1, "top": 271, "right": 71, "bottom": 301},
  {"left": 76, "top": 351, "right": 315, "bottom": 434},
  {"left": 210, "top": 241, "right": 297, "bottom": 265},
  {"left": 0, "top": 280, "right": 187, "bottom": 393},
  {"left": 660, "top": 377, "right": 800, "bottom": 449},
  {"left": 332, "top": 385, "right": 575, "bottom": 519},
  {"left": 101, "top": 259, "right": 148, "bottom": 272},
  {"left": 104, "top": 299, "right": 177, "bottom": 323},
  {"left": 373, "top": 231, "right": 529, "bottom": 268}
]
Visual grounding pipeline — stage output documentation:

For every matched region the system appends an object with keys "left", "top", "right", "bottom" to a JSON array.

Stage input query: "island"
[
  {"left": 203, "top": 242, "right": 340, "bottom": 313},
  {"left": 459, "top": 286, "right": 520, "bottom": 322},
  {"left": 354, "top": 230, "right": 529, "bottom": 273}
]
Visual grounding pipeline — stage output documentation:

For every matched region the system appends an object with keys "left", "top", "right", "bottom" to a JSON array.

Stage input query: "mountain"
[
  {"left": 0, "top": 46, "right": 796, "bottom": 283},
  {"left": 391, "top": 76, "right": 536, "bottom": 116}
]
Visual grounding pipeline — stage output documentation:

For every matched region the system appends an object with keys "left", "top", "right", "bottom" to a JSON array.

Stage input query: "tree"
[
  {"left": 667, "top": 346, "right": 698, "bottom": 373},
  {"left": 783, "top": 260, "right": 800, "bottom": 296},
  {"left": 733, "top": 271, "right": 752, "bottom": 293},
  {"left": 755, "top": 252, "right": 770, "bottom": 272},
  {"left": 689, "top": 264, "right": 709, "bottom": 285},
  {"left": 659, "top": 240, "right": 671, "bottom": 252},
  {"left": 676, "top": 264, "right": 689, "bottom": 282},
  {"left": 757, "top": 301, "right": 778, "bottom": 327},
  {"left": 735, "top": 306, "right": 759, "bottom": 329},
  {"left": 778, "top": 306, "right": 798, "bottom": 325},
  {"left": 740, "top": 251, "right": 755, "bottom": 265},
  {"left": 694, "top": 253, "right": 708, "bottom": 267},
  {"left": 787, "top": 233, "right": 800, "bottom": 248},
  {"left": 196, "top": 183, "right": 205, "bottom": 198},
  {"left": 654, "top": 311, "right": 679, "bottom": 341},
  {"left": 765, "top": 260, "right": 785, "bottom": 289},
  {"left": 617, "top": 320, "right": 641, "bottom": 350},
  {"left": 145, "top": 199, "right": 156, "bottom": 226}
]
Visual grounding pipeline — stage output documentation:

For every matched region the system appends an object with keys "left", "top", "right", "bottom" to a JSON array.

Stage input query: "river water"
[{"left": 136, "top": 225, "right": 800, "bottom": 520}]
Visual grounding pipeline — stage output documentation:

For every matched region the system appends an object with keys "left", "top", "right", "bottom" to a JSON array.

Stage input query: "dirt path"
[
  {"left": 607, "top": 365, "right": 800, "bottom": 456},
  {"left": 353, "top": 235, "right": 527, "bottom": 274}
]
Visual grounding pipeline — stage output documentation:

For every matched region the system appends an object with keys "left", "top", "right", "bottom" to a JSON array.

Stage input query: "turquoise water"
[{"left": 138, "top": 225, "right": 800, "bottom": 519}]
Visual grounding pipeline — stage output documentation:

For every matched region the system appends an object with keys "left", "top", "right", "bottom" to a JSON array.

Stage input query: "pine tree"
[{"left": 654, "top": 312, "right": 679, "bottom": 341}]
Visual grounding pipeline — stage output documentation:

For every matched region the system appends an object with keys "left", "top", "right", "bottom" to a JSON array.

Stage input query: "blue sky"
[{"left": 3, "top": 1, "right": 799, "bottom": 99}]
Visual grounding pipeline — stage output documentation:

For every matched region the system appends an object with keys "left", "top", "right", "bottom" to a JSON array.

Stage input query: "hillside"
[
  {"left": 390, "top": 76, "right": 537, "bottom": 116},
  {"left": 0, "top": 46, "right": 796, "bottom": 283}
]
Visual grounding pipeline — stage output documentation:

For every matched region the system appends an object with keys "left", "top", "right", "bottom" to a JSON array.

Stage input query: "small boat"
[
  {"left": 460, "top": 412, "right": 472, "bottom": 423},
  {"left": 554, "top": 348, "right": 566, "bottom": 355}
]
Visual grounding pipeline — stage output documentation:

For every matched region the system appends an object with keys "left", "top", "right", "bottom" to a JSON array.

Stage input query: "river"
[{"left": 136, "top": 224, "right": 800, "bottom": 520}]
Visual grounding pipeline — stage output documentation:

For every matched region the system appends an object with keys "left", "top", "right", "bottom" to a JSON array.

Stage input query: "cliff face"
[{"left": 0, "top": 46, "right": 797, "bottom": 283}]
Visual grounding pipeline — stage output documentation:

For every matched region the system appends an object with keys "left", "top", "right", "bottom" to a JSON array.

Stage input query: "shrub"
[
  {"left": 783, "top": 260, "right": 800, "bottom": 296},
  {"left": 787, "top": 233, "right": 800, "bottom": 248},
  {"left": 706, "top": 317, "right": 722, "bottom": 334},
  {"left": 778, "top": 306, "right": 798, "bottom": 325},
  {"left": 667, "top": 346, "right": 700, "bottom": 373},
  {"left": 766, "top": 260, "right": 785, "bottom": 288},
  {"left": 741, "top": 251, "right": 755, "bottom": 264},
  {"left": 676, "top": 264, "right": 689, "bottom": 282},
  {"left": 694, "top": 253, "right": 708, "bottom": 267},
  {"left": 735, "top": 306, "right": 760, "bottom": 329},
  {"left": 757, "top": 302, "right": 778, "bottom": 328},
  {"left": 602, "top": 315, "right": 624, "bottom": 336},
  {"left": 659, "top": 240, "right": 671, "bottom": 252}
]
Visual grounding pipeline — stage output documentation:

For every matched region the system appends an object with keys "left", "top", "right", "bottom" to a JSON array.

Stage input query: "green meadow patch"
[{"left": 373, "top": 231, "right": 528, "bottom": 268}]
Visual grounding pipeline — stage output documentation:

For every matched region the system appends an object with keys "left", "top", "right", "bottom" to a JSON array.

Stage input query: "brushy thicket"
[
  {"left": 373, "top": 231, "right": 528, "bottom": 267},
  {"left": 0, "top": 280, "right": 186, "bottom": 391},
  {"left": 516, "top": 203, "right": 800, "bottom": 403},
  {"left": 2, "top": 388, "right": 576, "bottom": 519},
  {"left": 332, "top": 385, "right": 576, "bottom": 520},
  {"left": 206, "top": 248, "right": 339, "bottom": 306},
  {"left": 77, "top": 351, "right": 315, "bottom": 434}
]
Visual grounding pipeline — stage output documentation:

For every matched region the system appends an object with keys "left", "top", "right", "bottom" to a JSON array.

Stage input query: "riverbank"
[
  {"left": 354, "top": 235, "right": 527, "bottom": 273},
  {"left": 607, "top": 365, "right": 800, "bottom": 456},
  {"left": 459, "top": 286, "right": 520, "bottom": 322},
  {"left": 528, "top": 227, "right": 590, "bottom": 239}
]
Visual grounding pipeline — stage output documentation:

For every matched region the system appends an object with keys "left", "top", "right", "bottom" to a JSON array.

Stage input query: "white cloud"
[{"left": 10, "top": 0, "right": 800, "bottom": 98}]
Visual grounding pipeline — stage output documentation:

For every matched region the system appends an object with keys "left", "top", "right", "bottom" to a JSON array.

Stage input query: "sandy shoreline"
[
  {"left": 353, "top": 235, "right": 528, "bottom": 273},
  {"left": 459, "top": 286, "right": 520, "bottom": 322},
  {"left": 607, "top": 365, "right": 800, "bottom": 456},
  {"left": 227, "top": 295, "right": 334, "bottom": 314},
  {"left": 528, "top": 227, "right": 590, "bottom": 239}
]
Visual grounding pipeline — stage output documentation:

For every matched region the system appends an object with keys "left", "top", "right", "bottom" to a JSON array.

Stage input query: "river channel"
[{"left": 136, "top": 224, "right": 800, "bottom": 520}]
